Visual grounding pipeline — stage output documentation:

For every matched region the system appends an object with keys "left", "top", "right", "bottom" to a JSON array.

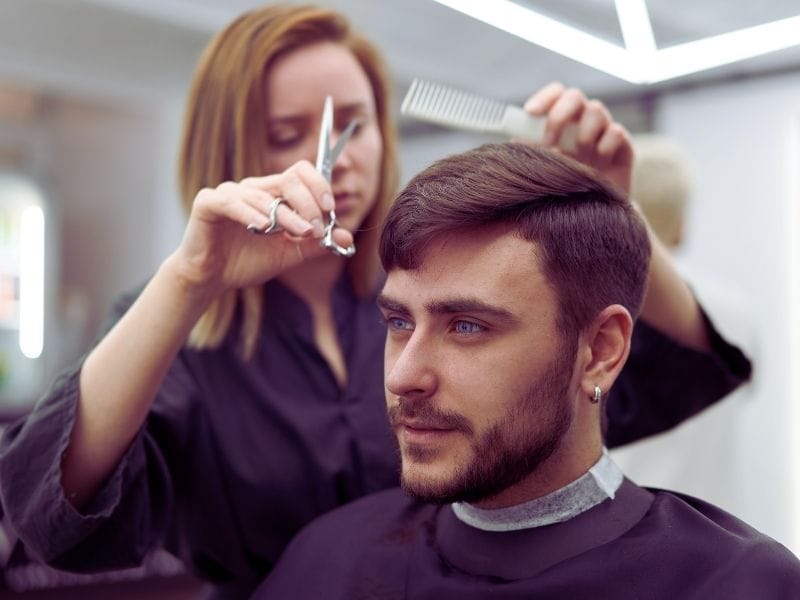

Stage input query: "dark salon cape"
[
  {"left": 0, "top": 275, "right": 751, "bottom": 597},
  {"left": 255, "top": 481, "right": 800, "bottom": 599}
]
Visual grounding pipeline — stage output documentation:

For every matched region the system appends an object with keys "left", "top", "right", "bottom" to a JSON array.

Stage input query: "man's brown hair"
[{"left": 380, "top": 142, "right": 651, "bottom": 337}]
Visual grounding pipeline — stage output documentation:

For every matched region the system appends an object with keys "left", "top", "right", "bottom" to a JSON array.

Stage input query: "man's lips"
[
  {"left": 395, "top": 420, "right": 457, "bottom": 444},
  {"left": 395, "top": 419, "right": 450, "bottom": 431}
]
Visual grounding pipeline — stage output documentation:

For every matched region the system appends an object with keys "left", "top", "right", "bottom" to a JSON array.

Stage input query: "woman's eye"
[
  {"left": 268, "top": 130, "right": 303, "bottom": 149},
  {"left": 336, "top": 120, "right": 363, "bottom": 140},
  {"left": 453, "top": 320, "right": 483, "bottom": 335},
  {"left": 339, "top": 114, "right": 368, "bottom": 137},
  {"left": 348, "top": 120, "right": 363, "bottom": 137}
]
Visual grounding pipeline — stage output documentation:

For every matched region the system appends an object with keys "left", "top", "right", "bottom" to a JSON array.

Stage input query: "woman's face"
[{"left": 264, "top": 41, "right": 383, "bottom": 233}]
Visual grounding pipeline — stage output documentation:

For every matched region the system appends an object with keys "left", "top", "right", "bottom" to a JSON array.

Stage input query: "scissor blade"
[
  {"left": 315, "top": 95, "right": 333, "bottom": 175},
  {"left": 328, "top": 119, "right": 358, "bottom": 167}
]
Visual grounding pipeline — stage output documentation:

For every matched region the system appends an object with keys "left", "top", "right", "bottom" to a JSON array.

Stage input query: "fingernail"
[
  {"left": 310, "top": 218, "right": 324, "bottom": 237},
  {"left": 321, "top": 192, "right": 334, "bottom": 211}
]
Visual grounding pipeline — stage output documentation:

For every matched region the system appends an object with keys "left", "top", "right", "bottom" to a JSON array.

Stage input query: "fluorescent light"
[
  {"left": 431, "top": 0, "right": 800, "bottom": 84},
  {"left": 615, "top": 0, "right": 656, "bottom": 54},
  {"left": 648, "top": 15, "right": 800, "bottom": 83},
  {"left": 430, "top": 0, "right": 637, "bottom": 82},
  {"left": 789, "top": 117, "right": 800, "bottom": 556},
  {"left": 19, "top": 204, "right": 44, "bottom": 359}
]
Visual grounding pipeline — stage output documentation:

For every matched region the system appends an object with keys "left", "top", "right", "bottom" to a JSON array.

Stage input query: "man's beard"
[{"left": 389, "top": 337, "right": 576, "bottom": 505}]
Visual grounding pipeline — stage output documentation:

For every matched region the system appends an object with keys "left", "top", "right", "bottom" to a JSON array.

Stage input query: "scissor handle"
[{"left": 321, "top": 212, "right": 356, "bottom": 258}]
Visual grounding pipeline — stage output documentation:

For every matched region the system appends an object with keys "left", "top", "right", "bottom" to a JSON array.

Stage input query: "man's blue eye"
[
  {"left": 454, "top": 321, "right": 482, "bottom": 334},
  {"left": 385, "top": 317, "right": 413, "bottom": 331}
]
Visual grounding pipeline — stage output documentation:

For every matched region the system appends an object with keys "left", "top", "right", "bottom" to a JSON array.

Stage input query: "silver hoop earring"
[{"left": 591, "top": 385, "right": 602, "bottom": 404}]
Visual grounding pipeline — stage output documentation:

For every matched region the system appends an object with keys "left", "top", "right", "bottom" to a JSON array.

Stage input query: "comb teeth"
[{"left": 401, "top": 78, "right": 507, "bottom": 132}]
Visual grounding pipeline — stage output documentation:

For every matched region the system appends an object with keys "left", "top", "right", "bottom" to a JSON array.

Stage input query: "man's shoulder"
[
  {"left": 647, "top": 487, "right": 783, "bottom": 545},
  {"left": 254, "top": 488, "right": 432, "bottom": 599},
  {"left": 310, "top": 487, "right": 425, "bottom": 528},
  {"left": 641, "top": 488, "right": 800, "bottom": 594}
]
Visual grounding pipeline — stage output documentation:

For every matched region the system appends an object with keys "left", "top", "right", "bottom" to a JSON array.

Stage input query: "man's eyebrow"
[
  {"left": 426, "top": 299, "right": 518, "bottom": 324},
  {"left": 377, "top": 294, "right": 518, "bottom": 324},
  {"left": 376, "top": 294, "right": 409, "bottom": 314}
]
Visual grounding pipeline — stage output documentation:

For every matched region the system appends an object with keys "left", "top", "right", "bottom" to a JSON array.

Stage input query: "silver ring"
[{"left": 246, "top": 197, "right": 285, "bottom": 235}]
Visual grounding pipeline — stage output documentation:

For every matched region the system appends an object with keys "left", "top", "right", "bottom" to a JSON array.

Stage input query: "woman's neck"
[
  {"left": 279, "top": 253, "right": 345, "bottom": 308},
  {"left": 279, "top": 253, "right": 350, "bottom": 388}
]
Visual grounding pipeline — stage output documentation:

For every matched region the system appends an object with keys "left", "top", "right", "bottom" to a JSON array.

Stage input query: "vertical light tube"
[
  {"left": 19, "top": 205, "right": 44, "bottom": 359},
  {"left": 614, "top": 0, "right": 657, "bottom": 53},
  {"left": 788, "top": 118, "right": 800, "bottom": 556}
]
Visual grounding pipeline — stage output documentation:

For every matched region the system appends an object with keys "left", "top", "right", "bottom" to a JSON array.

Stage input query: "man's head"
[{"left": 378, "top": 143, "right": 651, "bottom": 508}]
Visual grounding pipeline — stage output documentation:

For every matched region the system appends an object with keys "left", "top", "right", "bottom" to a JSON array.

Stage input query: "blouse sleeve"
[
  {"left": 0, "top": 288, "right": 176, "bottom": 572},
  {"left": 605, "top": 307, "right": 752, "bottom": 448}
]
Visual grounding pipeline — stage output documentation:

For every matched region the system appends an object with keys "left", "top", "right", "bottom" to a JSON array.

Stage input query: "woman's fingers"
[
  {"left": 522, "top": 82, "right": 635, "bottom": 192},
  {"left": 523, "top": 81, "right": 565, "bottom": 116},
  {"left": 240, "top": 161, "right": 335, "bottom": 238},
  {"left": 194, "top": 183, "right": 272, "bottom": 232},
  {"left": 536, "top": 86, "right": 586, "bottom": 148}
]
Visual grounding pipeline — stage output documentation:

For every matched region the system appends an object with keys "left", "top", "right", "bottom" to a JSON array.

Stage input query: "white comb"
[{"left": 401, "top": 78, "right": 576, "bottom": 151}]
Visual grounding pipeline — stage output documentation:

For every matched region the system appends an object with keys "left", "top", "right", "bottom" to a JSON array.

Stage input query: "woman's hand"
[
  {"left": 524, "top": 82, "right": 634, "bottom": 195},
  {"left": 172, "top": 160, "right": 354, "bottom": 294}
]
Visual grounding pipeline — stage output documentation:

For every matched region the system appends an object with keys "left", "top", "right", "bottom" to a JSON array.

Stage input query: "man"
[{"left": 255, "top": 143, "right": 800, "bottom": 599}]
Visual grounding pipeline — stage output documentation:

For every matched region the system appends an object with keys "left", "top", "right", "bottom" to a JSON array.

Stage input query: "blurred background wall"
[{"left": 0, "top": 0, "right": 797, "bottom": 592}]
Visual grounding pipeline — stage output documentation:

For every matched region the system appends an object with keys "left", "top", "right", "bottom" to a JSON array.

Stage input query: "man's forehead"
[
  {"left": 382, "top": 231, "right": 552, "bottom": 313},
  {"left": 409, "top": 228, "right": 537, "bottom": 272}
]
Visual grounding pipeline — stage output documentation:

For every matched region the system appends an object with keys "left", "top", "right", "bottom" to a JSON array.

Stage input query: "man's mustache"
[{"left": 388, "top": 397, "right": 474, "bottom": 435}]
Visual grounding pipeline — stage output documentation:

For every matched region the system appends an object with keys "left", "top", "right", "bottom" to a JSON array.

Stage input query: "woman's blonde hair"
[{"left": 179, "top": 4, "right": 399, "bottom": 358}]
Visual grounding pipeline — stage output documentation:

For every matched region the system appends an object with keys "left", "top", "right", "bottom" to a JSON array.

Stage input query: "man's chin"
[
  {"left": 399, "top": 456, "right": 517, "bottom": 506},
  {"left": 401, "top": 477, "right": 458, "bottom": 505},
  {"left": 400, "top": 464, "right": 475, "bottom": 505}
]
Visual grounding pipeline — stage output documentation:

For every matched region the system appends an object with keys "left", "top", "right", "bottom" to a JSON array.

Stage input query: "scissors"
[
  {"left": 247, "top": 95, "right": 358, "bottom": 258},
  {"left": 316, "top": 95, "right": 358, "bottom": 257}
]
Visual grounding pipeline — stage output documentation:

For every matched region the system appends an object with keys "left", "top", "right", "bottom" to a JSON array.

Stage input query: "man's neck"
[
  {"left": 473, "top": 437, "right": 603, "bottom": 510},
  {"left": 452, "top": 449, "right": 623, "bottom": 532}
]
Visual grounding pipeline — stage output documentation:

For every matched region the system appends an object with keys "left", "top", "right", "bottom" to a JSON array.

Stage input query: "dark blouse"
[
  {"left": 255, "top": 480, "right": 800, "bottom": 599},
  {"left": 0, "top": 275, "right": 751, "bottom": 596}
]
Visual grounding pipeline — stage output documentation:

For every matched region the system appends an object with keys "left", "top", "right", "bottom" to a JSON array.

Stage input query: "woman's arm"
[
  {"left": 61, "top": 162, "right": 339, "bottom": 507},
  {"left": 62, "top": 257, "right": 215, "bottom": 507},
  {"left": 524, "top": 83, "right": 751, "bottom": 448},
  {"left": 635, "top": 214, "right": 710, "bottom": 352},
  {"left": 525, "top": 82, "right": 712, "bottom": 352}
]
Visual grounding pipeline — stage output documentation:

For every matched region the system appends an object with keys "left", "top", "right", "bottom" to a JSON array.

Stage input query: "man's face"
[{"left": 379, "top": 226, "right": 580, "bottom": 508}]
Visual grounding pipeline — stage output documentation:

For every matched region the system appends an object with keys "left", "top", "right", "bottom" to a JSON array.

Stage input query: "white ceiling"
[{"left": 1, "top": 0, "right": 800, "bottom": 109}]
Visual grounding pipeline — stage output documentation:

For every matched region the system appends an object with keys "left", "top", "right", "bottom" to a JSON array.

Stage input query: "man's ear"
[{"left": 578, "top": 305, "right": 633, "bottom": 400}]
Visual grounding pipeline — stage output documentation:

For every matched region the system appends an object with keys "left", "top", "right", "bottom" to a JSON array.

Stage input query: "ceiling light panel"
[{"left": 432, "top": 0, "right": 800, "bottom": 84}]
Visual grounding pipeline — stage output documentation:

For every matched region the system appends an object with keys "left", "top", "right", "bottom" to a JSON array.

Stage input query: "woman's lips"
[{"left": 333, "top": 192, "right": 356, "bottom": 213}]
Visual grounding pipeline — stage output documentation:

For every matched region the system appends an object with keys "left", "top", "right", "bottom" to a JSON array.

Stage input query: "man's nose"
[{"left": 385, "top": 332, "right": 437, "bottom": 401}]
